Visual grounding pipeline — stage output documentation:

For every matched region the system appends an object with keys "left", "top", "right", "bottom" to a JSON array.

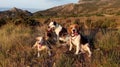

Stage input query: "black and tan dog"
[{"left": 68, "top": 24, "right": 92, "bottom": 57}]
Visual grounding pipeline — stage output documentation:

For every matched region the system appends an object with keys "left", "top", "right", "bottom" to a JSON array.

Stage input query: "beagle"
[
  {"left": 68, "top": 24, "right": 92, "bottom": 57},
  {"left": 32, "top": 36, "right": 51, "bottom": 57},
  {"left": 48, "top": 21, "right": 68, "bottom": 45}
]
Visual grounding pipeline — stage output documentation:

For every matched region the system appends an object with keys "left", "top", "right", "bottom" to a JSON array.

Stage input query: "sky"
[{"left": 0, "top": 0, "right": 78, "bottom": 12}]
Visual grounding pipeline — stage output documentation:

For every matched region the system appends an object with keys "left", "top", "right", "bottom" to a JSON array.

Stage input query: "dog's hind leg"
[
  {"left": 47, "top": 47, "right": 52, "bottom": 56},
  {"left": 48, "top": 51, "right": 52, "bottom": 56},
  {"left": 85, "top": 43, "right": 92, "bottom": 57}
]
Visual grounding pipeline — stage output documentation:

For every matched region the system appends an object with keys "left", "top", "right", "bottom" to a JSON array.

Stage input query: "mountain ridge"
[
  {"left": 0, "top": 7, "right": 32, "bottom": 18},
  {"left": 34, "top": 0, "right": 120, "bottom": 17}
]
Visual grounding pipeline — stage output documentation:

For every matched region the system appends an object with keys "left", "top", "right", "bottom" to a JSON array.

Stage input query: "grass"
[
  {"left": 0, "top": 24, "right": 35, "bottom": 67},
  {"left": 0, "top": 22, "right": 120, "bottom": 67},
  {"left": 93, "top": 29, "right": 120, "bottom": 67}
]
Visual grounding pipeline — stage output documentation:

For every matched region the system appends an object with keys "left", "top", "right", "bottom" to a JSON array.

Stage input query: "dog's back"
[
  {"left": 59, "top": 27, "right": 68, "bottom": 37},
  {"left": 80, "top": 34, "right": 89, "bottom": 45}
]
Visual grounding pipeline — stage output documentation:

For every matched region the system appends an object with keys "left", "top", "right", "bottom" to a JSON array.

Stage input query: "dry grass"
[{"left": 0, "top": 18, "right": 120, "bottom": 67}]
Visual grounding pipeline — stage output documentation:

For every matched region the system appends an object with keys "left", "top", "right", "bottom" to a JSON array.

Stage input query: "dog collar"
[{"left": 71, "top": 33, "right": 79, "bottom": 40}]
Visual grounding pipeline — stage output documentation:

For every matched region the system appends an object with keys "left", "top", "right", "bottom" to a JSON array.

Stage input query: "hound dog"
[
  {"left": 68, "top": 24, "right": 92, "bottom": 57},
  {"left": 48, "top": 21, "right": 68, "bottom": 45},
  {"left": 32, "top": 36, "right": 51, "bottom": 57}
]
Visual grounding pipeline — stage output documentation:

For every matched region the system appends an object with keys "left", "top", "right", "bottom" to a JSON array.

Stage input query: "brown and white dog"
[
  {"left": 48, "top": 21, "right": 68, "bottom": 45},
  {"left": 68, "top": 24, "right": 92, "bottom": 57},
  {"left": 32, "top": 36, "right": 51, "bottom": 57}
]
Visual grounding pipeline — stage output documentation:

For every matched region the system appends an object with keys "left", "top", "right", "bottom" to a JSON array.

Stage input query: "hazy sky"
[{"left": 0, "top": 0, "right": 78, "bottom": 10}]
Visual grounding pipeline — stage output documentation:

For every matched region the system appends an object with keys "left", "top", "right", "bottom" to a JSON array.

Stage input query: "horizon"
[{"left": 0, "top": 0, "right": 78, "bottom": 13}]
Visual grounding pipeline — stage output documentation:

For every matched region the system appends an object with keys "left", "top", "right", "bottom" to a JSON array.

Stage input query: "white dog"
[
  {"left": 68, "top": 24, "right": 92, "bottom": 57},
  {"left": 32, "top": 36, "right": 51, "bottom": 57},
  {"left": 48, "top": 21, "right": 68, "bottom": 45}
]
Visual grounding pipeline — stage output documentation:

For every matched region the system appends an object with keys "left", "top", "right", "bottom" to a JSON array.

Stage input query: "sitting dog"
[
  {"left": 48, "top": 21, "right": 68, "bottom": 45},
  {"left": 32, "top": 36, "right": 51, "bottom": 57},
  {"left": 46, "top": 28, "right": 57, "bottom": 44},
  {"left": 68, "top": 24, "right": 92, "bottom": 57}
]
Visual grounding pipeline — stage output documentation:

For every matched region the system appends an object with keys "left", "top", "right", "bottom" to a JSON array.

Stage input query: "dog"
[
  {"left": 46, "top": 28, "right": 57, "bottom": 44},
  {"left": 48, "top": 21, "right": 68, "bottom": 45},
  {"left": 32, "top": 36, "right": 51, "bottom": 57},
  {"left": 68, "top": 24, "right": 92, "bottom": 57}
]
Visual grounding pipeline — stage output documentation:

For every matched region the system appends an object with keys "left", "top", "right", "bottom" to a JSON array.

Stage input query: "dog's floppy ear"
[
  {"left": 53, "top": 21, "right": 56, "bottom": 25},
  {"left": 35, "top": 36, "right": 43, "bottom": 41},
  {"left": 43, "top": 36, "right": 46, "bottom": 40},
  {"left": 68, "top": 26, "right": 72, "bottom": 34},
  {"left": 36, "top": 37, "right": 40, "bottom": 40},
  {"left": 75, "top": 24, "right": 80, "bottom": 32}
]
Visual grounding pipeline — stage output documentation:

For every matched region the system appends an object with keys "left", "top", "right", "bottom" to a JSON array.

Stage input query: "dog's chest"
[
  {"left": 71, "top": 35, "right": 81, "bottom": 46},
  {"left": 55, "top": 26, "right": 62, "bottom": 35}
]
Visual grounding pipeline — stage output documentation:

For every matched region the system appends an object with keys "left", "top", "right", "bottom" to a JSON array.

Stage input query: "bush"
[{"left": 0, "top": 18, "right": 6, "bottom": 26}]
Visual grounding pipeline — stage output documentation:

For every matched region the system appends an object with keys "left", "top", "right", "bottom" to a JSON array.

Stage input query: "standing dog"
[
  {"left": 32, "top": 36, "right": 51, "bottom": 57},
  {"left": 48, "top": 21, "right": 68, "bottom": 45},
  {"left": 68, "top": 24, "right": 92, "bottom": 57}
]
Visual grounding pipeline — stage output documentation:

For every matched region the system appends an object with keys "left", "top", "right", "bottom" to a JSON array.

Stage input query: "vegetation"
[
  {"left": 0, "top": 1, "right": 120, "bottom": 66},
  {"left": 0, "top": 16, "right": 119, "bottom": 67}
]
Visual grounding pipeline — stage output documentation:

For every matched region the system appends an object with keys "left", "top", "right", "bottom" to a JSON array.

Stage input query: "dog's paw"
[
  {"left": 78, "top": 52, "right": 82, "bottom": 54},
  {"left": 69, "top": 48, "right": 72, "bottom": 51},
  {"left": 88, "top": 54, "right": 91, "bottom": 57},
  {"left": 65, "top": 51, "right": 71, "bottom": 54},
  {"left": 74, "top": 53, "right": 79, "bottom": 55}
]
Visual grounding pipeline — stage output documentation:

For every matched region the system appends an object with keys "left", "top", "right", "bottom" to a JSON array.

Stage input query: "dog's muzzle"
[
  {"left": 48, "top": 26, "right": 54, "bottom": 32},
  {"left": 71, "top": 29, "right": 78, "bottom": 37}
]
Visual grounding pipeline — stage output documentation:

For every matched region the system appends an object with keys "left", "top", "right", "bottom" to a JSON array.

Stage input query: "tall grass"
[
  {"left": 92, "top": 30, "right": 120, "bottom": 67},
  {"left": 0, "top": 23, "right": 120, "bottom": 67},
  {"left": 0, "top": 24, "right": 35, "bottom": 67}
]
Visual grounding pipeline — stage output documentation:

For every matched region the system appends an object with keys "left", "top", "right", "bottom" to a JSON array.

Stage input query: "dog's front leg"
[
  {"left": 69, "top": 39, "right": 73, "bottom": 51},
  {"left": 57, "top": 35, "right": 59, "bottom": 43},
  {"left": 37, "top": 51, "right": 40, "bottom": 57},
  {"left": 75, "top": 43, "right": 80, "bottom": 55},
  {"left": 56, "top": 35, "right": 61, "bottom": 47}
]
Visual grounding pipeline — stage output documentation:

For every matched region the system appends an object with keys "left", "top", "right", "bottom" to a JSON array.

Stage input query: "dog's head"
[
  {"left": 36, "top": 36, "right": 45, "bottom": 44},
  {"left": 48, "top": 21, "right": 57, "bottom": 32},
  {"left": 33, "top": 36, "right": 45, "bottom": 48},
  {"left": 68, "top": 24, "right": 79, "bottom": 36}
]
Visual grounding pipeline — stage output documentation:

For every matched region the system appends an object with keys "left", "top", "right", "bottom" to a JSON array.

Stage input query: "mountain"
[
  {"left": 0, "top": 7, "right": 32, "bottom": 18},
  {"left": 34, "top": 0, "right": 120, "bottom": 17}
]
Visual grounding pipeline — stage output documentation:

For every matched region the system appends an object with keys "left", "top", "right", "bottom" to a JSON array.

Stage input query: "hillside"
[
  {"left": 34, "top": 0, "right": 120, "bottom": 17},
  {"left": 0, "top": 7, "right": 32, "bottom": 19},
  {"left": 0, "top": 7, "right": 40, "bottom": 26}
]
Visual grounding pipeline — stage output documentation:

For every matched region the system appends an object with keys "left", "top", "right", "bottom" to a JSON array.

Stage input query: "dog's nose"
[
  {"left": 48, "top": 26, "right": 50, "bottom": 28},
  {"left": 73, "top": 29, "right": 75, "bottom": 32}
]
